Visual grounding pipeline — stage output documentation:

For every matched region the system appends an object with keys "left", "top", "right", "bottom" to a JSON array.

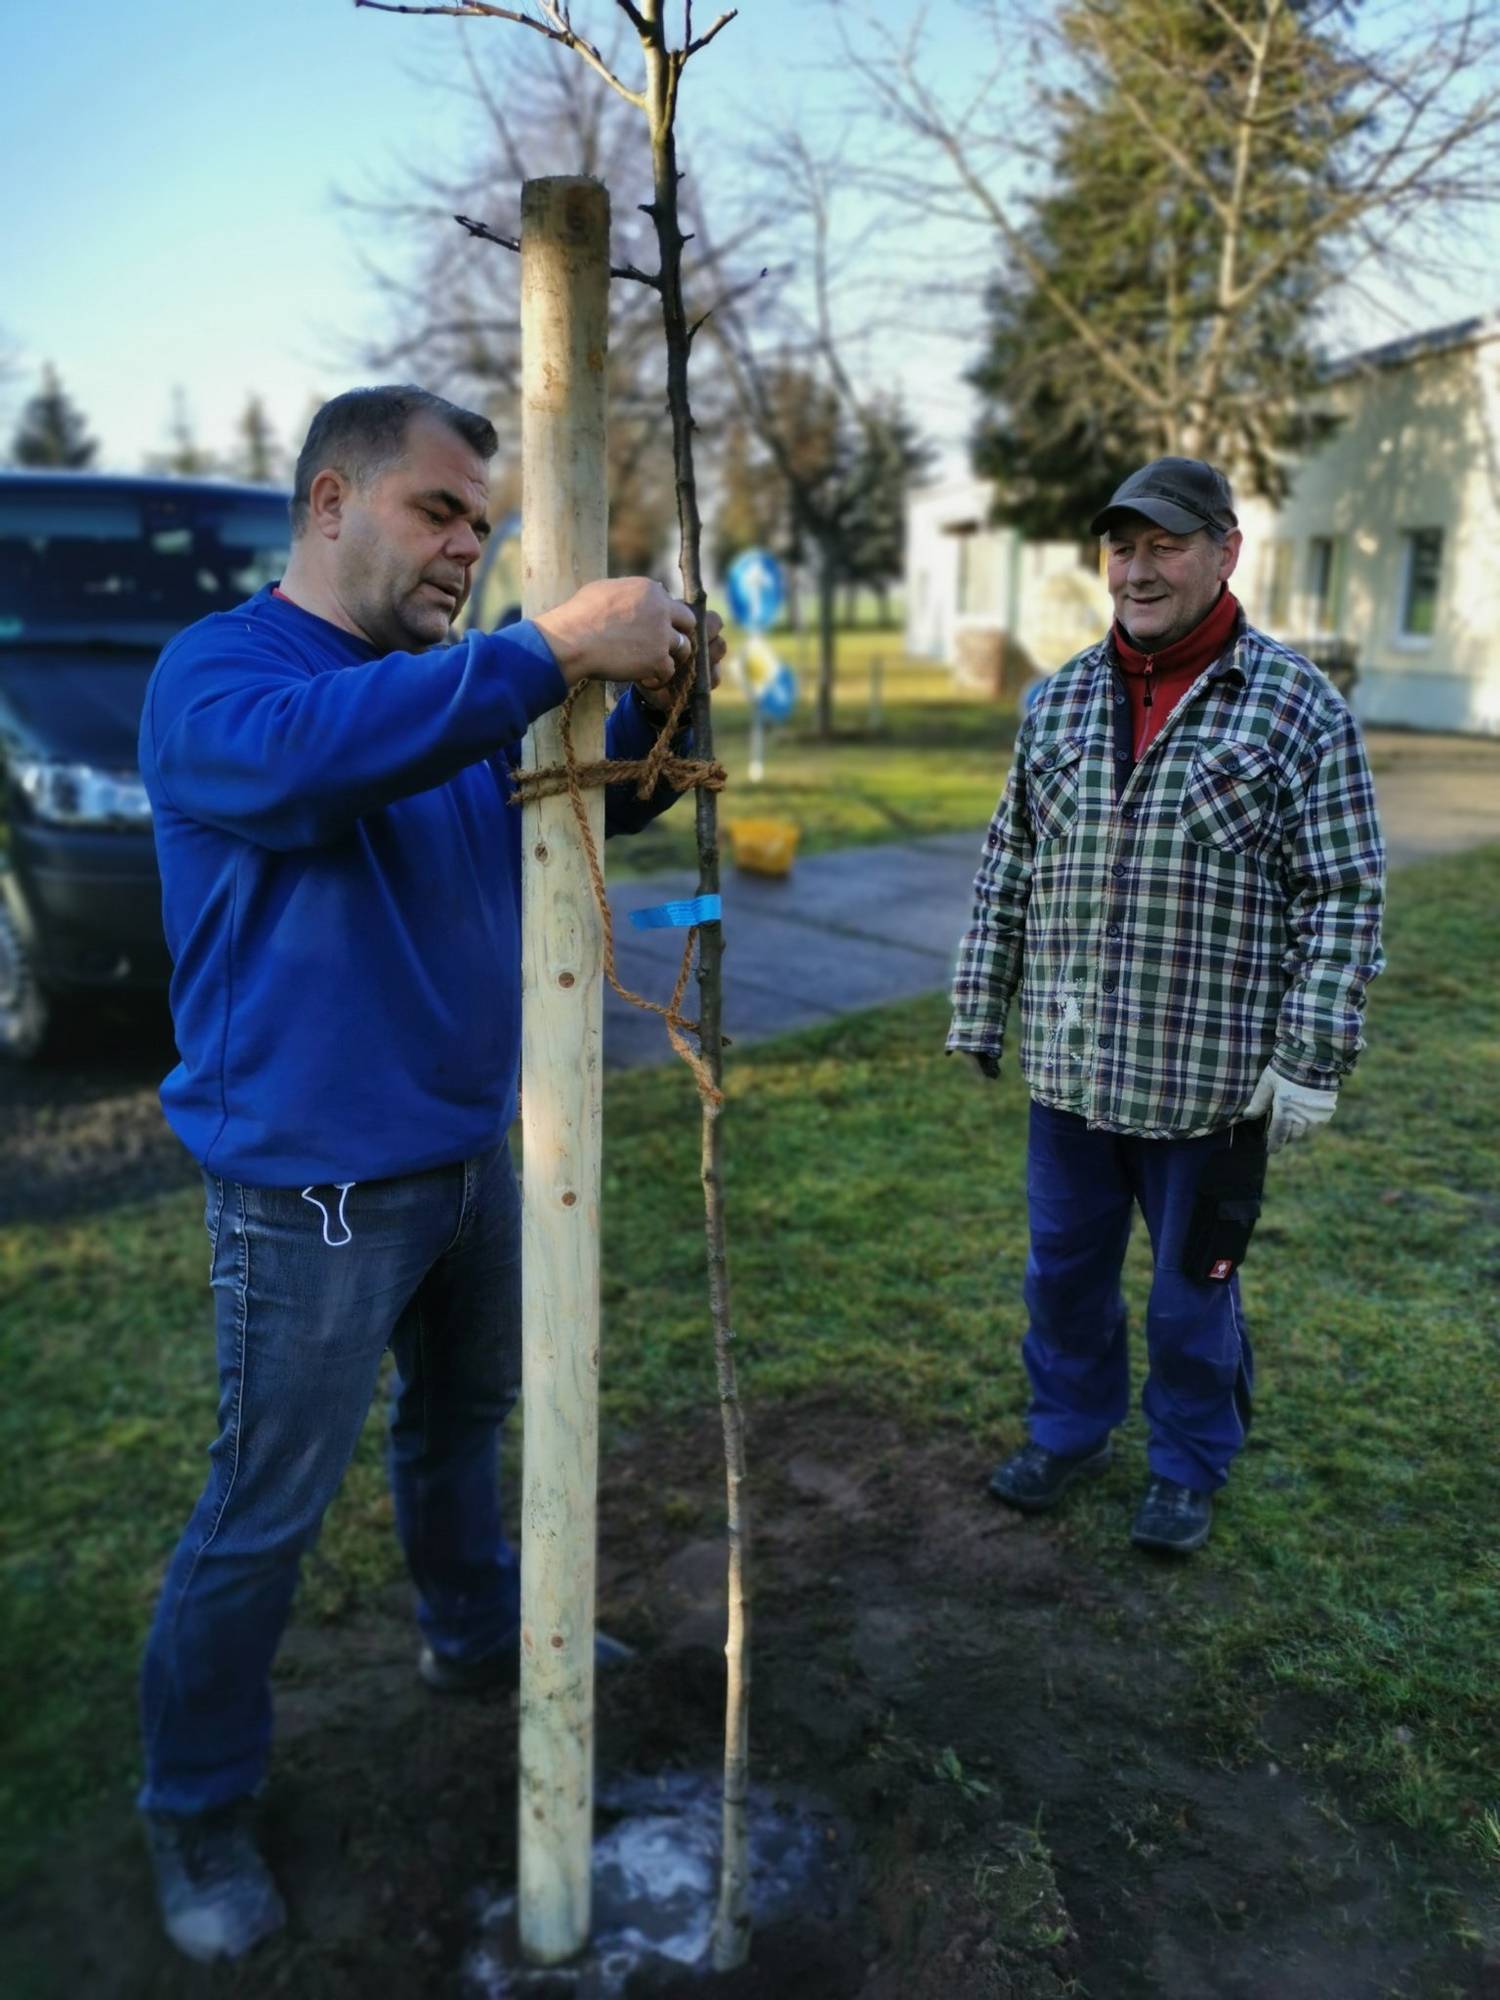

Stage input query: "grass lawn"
[
  {"left": 607, "top": 626, "right": 1018, "bottom": 875},
  {"left": 2, "top": 847, "right": 1496, "bottom": 1894}
]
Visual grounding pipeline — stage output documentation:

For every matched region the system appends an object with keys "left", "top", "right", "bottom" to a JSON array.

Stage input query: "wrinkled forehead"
[{"left": 384, "top": 412, "right": 492, "bottom": 510}]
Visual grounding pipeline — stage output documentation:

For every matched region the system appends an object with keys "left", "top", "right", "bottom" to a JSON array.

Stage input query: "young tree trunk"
[
  {"left": 640, "top": 9, "right": 752, "bottom": 1974},
  {"left": 356, "top": 1, "right": 753, "bottom": 1974}
]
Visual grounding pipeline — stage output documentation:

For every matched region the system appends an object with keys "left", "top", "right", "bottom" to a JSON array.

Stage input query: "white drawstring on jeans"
[{"left": 301, "top": 1182, "right": 356, "bottom": 1248}]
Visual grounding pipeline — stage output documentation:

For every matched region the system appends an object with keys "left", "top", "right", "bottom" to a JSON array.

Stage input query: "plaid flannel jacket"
[{"left": 948, "top": 616, "right": 1386, "bottom": 1138}]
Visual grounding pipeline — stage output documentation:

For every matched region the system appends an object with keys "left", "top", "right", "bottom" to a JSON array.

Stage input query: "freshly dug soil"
[{"left": 4, "top": 1399, "right": 1492, "bottom": 2000}]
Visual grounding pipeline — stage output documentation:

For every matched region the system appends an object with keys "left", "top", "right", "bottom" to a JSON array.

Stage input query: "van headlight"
[{"left": 13, "top": 759, "right": 153, "bottom": 829}]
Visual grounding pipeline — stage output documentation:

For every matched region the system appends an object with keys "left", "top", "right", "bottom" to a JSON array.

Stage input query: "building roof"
[{"left": 1326, "top": 311, "right": 1500, "bottom": 379}]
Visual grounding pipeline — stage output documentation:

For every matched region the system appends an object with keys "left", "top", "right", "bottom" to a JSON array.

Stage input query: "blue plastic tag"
[{"left": 628, "top": 894, "right": 722, "bottom": 930}]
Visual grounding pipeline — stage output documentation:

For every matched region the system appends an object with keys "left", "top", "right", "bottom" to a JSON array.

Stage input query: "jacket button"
[
  {"left": 1102, "top": 978, "right": 1118, "bottom": 994},
  {"left": 1111, "top": 863, "right": 1126, "bottom": 879},
  {"left": 1106, "top": 923, "right": 1121, "bottom": 940},
  {"left": 1098, "top": 1034, "right": 1113, "bottom": 1049}
]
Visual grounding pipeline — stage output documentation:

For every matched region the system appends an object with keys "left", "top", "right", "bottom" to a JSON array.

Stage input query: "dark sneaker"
[
  {"left": 143, "top": 1800, "right": 286, "bottom": 1964},
  {"left": 1130, "top": 1476, "right": 1213, "bottom": 1554},
  {"left": 418, "top": 1628, "right": 636, "bottom": 1695},
  {"left": 987, "top": 1438, "right": 1111, "bottom": 1513}
]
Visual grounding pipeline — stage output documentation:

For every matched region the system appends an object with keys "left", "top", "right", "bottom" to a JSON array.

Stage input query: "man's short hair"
[{"left": 289, "top": 385, "right": 498, "bottom": 536}]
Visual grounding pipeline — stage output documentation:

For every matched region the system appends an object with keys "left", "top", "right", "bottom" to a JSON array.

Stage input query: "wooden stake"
[{"left": 517, "top": 173, "right": 610, "bottom": 1969}]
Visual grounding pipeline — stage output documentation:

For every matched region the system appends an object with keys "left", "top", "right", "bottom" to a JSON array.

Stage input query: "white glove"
[{"left": 1245, "top": 1062, "right": 1338, "bottom": 1153}]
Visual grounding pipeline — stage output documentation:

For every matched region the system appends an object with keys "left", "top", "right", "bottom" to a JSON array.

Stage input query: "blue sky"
[
  {"left": 4, "top": 0, "right": 884, "bottom": 469},
  {"left": 4, "top": 1, "right": 1495, "bottom": 477}
]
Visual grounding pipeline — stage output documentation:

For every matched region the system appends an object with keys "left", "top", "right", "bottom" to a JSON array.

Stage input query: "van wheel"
[{"left": 0, "top": 901, "right": 51, "bottom": 1060}]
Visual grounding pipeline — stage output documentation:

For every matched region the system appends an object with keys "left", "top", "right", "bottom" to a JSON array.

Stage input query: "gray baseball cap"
[{"left": 1091, "top": 457, "right": 1238, "bottom": 540}]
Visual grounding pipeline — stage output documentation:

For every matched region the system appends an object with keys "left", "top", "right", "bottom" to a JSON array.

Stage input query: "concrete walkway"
[{"left": 604, "top": 729, "right": 1500, "bottom": 1070}]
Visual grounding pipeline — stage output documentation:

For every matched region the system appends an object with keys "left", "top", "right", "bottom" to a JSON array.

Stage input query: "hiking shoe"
[
  {"left": 1130, "top": 1476, "right": 1213, "bottom": 1554},
  {"left": 418, "top": 1628, "right": 636, "bottom": 1695},
  {"left": 143, "top": 1800, "right": 286, "bottom": 1964},
  {"left": 987, "top": 1438, "right": 1111, "bottom": 1513}
]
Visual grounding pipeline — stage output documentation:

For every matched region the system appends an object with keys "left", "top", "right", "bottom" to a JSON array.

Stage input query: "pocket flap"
[
  {"left": 1029, "top": 734, "right": 1085, "bottom": 777},
  {"left": 1191, "top": 740, "right": 1275, "bottom": 783}
]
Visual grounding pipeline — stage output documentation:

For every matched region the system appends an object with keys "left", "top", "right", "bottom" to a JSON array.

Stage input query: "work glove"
[{"left": 1245, "top": 1062, "right": 1338, "bottom": 1154}]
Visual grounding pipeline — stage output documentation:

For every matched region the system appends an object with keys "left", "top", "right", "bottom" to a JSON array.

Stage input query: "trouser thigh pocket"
[{"left": 1181, "top": 1121, "right": 1269, "bottom": 1283}]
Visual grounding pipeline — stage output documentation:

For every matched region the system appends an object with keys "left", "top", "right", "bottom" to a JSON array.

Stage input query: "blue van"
[{"left": 0, "top": 473, "right": 292, "bottom": 1057}]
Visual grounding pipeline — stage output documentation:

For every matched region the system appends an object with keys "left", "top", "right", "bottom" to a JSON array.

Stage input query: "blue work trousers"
[
  {"left": 1022, "top": 1101, "right": 1255, "bottom": 1492},
  {"left": 139, "top": 1143, "right": 521, "bottom": 1816}
]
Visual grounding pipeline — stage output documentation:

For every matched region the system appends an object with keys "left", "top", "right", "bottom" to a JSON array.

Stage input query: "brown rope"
[{"left": 510, "top": 661, "right": 728, "bottom": 1107}]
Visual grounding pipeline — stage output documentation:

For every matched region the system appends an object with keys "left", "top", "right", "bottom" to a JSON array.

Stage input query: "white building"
[{"left": 906, "top": 314, "right": 1500, "bottom": 734}]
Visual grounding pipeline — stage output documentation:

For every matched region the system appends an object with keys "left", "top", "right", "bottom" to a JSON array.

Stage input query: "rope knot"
[{"left": 510, "top": 664, "right": 726, "bottom": 1106}]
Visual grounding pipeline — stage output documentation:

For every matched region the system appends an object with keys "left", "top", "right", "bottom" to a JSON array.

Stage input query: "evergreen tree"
[
  {"left": 841, "top": 396, "right": 935, "bottom": 618},
  {"left": 149, "top": 387, "right": 218, "bottom": 477},
  {"left": 236, "top": 393, "right": 280, "bottom": 484},
  {"left": 10, "top": 364, "right": 97, "bottom": 468}
]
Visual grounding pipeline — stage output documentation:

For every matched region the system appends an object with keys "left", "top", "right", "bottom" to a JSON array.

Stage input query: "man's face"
[
  {"left": 331, "top": 413, "right": 492, "bottom": 653},
  {"left": 1104, "top": 513, "right": 1242, "bottom": 649}
]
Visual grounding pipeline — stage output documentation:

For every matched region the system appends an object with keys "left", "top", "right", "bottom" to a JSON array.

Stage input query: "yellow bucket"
[{"left": 724, "top": 817, "right": 800, "bottom": 877}]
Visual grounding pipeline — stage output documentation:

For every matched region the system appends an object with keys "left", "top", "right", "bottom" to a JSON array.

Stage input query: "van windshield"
[{"left": 0, "top": 488, "right": 291, "bottom": 642}]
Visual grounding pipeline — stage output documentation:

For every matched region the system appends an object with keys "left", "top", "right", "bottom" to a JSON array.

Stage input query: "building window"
[
  {"left": 952, "top": 526, "right": 978, "bottom": 615},
  {"left": 1264, "top": 539, "right": 1294, "bottom": 627},
  {"left": 1306, "top": 535, "right": 1342, "bottom": 632},
  {"left": 1399, "top": 528, "right": 1443, "bottom": 638}
]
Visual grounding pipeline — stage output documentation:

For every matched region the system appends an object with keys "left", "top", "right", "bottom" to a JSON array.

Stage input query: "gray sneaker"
[{"left": 142, "top": 1800, "right": 286, "bottom": 1963}]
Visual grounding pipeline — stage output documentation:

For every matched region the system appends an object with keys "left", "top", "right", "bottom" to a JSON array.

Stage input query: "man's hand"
[
  {"left": 957, "top": 1051, "right": 1000, "bottom": 1081},
  {"left": 1245, "top": 1063, "right": 1337, "bottom": 1153},
  {"left": 532, "top": 578, "right": 696, "bottom": 695},
  {"left": 637, "top": 608, "right": 727, "bottom": 713}
]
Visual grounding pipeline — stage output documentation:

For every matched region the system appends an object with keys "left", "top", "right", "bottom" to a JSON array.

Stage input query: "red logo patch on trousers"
[{"left": 1208, "top": 1258, "right": 1236, "bottom": 1282}]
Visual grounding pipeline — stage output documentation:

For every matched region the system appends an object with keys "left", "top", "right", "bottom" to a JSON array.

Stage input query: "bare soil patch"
[
  {"left": 0, "top": 999, "right": 193, "bottom": 1227},
  {"left": 4, "top": 1403, "right": 1489, "bottom": 2000}
]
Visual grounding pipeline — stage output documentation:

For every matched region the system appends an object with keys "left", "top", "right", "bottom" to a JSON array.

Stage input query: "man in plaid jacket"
[{"left": 949, "top": 457, "right": 1385, "bottom": 1552}]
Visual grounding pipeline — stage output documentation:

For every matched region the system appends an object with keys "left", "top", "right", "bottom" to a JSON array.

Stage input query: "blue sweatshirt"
[{"left": 139, "top": 585, "right": 682, "bottom": 1186}]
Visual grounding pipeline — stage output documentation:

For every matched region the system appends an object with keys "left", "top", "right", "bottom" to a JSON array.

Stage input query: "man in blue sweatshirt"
[{"left": 134, "top": 384, "right": 725, "bottom": 1963}]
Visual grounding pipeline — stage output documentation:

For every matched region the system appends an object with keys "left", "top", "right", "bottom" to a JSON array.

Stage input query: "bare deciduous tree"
[
  {"left": 357, "top": 0, "right": 752, "bottom": 1970},
  {"left": 344, "top": 17, "right": 753, "bottom": 573}
]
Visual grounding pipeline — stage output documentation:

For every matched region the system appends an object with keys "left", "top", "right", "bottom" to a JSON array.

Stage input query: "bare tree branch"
[
  {"left": 454, "top": 209, "right": 661, "bottom": 282},
  {"left": 355, "top": 0, "right": 647, "bottom": 105},
  {"left": 455, "top": 211, "right": 522, "bottom": 252},
  {"left": 686, "top": 9, "right": 736, "bottom": 59}
]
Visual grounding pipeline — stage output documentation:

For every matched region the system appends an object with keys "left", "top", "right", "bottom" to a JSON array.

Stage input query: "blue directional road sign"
[
  {"left": 757, "top": 662, "right": 797, "bottom": 722},
  {"left": 725, "top": 548, "right": 785, "bottom": 632}
]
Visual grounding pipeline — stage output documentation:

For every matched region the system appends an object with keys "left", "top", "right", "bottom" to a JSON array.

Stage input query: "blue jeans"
[
  {"left": 139, "top": 1144, "right": 522, "bottom": 1816},
  {"left": 1022, "top": 1102, "right": 1255, "bottom": 1492}
]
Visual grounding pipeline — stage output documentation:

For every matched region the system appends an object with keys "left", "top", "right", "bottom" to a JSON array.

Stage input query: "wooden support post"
[{"left": 517, "top": 174, "right": 610, "bottom": 1968}]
